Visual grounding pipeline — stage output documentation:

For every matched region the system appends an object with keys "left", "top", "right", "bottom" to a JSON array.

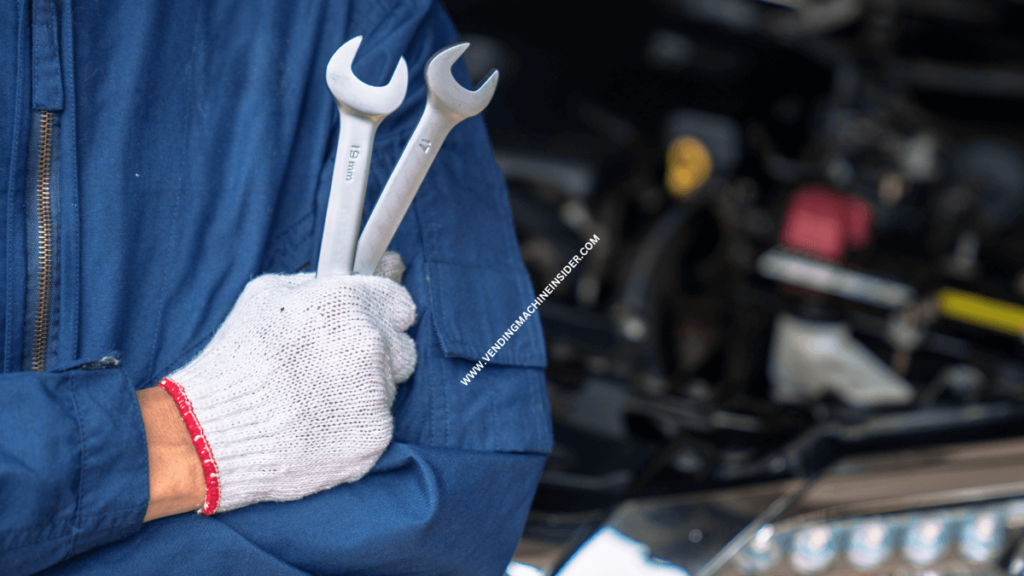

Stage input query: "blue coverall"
[{"left": 0, "top": 0, "right": 552, "bottom": 573}]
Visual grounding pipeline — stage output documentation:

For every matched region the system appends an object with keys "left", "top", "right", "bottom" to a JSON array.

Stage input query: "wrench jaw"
[
  {"left": 326, "top": 36, "right": 409, "bottom": 118},
  {"left": 350, "top": 42, "right": 500, "bottom": 276},
  {"left": 424, "top": 42, "right": 500, "bottom": 121}
]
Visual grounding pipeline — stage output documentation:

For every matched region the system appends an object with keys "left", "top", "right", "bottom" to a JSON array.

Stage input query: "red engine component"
[{"left": 779, "top": 184, "right": 872, "bottom": 262}]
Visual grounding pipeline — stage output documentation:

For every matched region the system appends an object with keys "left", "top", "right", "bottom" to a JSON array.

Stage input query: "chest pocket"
[{"left": 378, "top": 124, "right": 552, "bottom": 454}]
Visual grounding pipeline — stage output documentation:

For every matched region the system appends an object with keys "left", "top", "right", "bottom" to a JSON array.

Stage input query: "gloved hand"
[{"left": 159, "top": 252, "right": 416, "bottom": 515}]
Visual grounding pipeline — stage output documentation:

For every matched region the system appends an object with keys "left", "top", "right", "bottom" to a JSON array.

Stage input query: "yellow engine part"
[
  {"left": 665, "top": 135, "right": 713, "bottom": 199},
  {"left": 937, "top": 287, "right": 1024, "bottom": 338}
]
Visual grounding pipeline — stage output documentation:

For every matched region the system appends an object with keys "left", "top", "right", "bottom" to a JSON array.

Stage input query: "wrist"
[{"left": 137, "top": 386, "right": 206, "bottom": 521}]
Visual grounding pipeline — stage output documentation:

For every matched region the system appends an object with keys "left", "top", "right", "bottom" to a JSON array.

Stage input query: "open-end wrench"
[
  {"left": 318, "top": 36, "right": 408, "bottom": 277},
  {"left": 351, "top": 42, "right": 498, "bottom": 276}
]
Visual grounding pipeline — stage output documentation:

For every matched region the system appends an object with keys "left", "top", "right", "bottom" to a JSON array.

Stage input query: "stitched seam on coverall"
[
  {"left": 3, "top": 1, "right": 29, "bottom": 372},
  {"left": 61, "top": 0, "right": 80, "bottom": 362}
]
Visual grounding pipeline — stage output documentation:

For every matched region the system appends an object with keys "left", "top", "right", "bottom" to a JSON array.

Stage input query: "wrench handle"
[
  {"left": 353, "top": 104, "right": 456, "bottom": 275},
  {"left": 318, "top": 109, "right": 381, "bottom": 277}
]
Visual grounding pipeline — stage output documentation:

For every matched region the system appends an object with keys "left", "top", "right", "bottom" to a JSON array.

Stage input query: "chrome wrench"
[
  {"left": 351, "top": 42, "right": 498, "bottom": 275},
  {"left": 318, "top": 36, "right": 408, "bottom": 277}
]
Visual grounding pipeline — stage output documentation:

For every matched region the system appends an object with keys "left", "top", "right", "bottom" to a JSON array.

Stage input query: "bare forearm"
[{"left": 137, "top": 386, "right": 205, "bottom": 521}]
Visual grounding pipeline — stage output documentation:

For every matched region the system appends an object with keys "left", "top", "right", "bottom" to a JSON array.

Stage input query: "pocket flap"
[{"left": 426, "top": 261, "right": 547, "bottom": 369}]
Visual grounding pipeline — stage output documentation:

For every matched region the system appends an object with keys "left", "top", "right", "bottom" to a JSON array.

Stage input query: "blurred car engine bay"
[{"left": 443, "top": 0, "right": 1024, "bottom": 574}]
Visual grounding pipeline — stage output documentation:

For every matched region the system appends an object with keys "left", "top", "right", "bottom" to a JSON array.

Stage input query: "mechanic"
[{"left": 0, "top": 0, "right": 552, "bottom": 574}]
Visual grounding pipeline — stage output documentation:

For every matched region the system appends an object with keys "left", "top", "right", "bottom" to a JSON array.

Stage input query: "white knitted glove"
[{"left": 159, "top": 252, "right": 416, "bottom": 515}]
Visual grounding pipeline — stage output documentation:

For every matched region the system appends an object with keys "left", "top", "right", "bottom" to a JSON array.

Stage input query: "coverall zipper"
[{"left": 30, "top": 110, "right": 56, "bottom": 371}]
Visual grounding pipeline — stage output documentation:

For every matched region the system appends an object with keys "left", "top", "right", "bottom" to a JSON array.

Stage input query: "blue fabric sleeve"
[
  {"left": 0, "top": 367, "right": 149, "bottom": 575},
  {"left": 43, "top": 446, "right": 546, "bottom": 576}
]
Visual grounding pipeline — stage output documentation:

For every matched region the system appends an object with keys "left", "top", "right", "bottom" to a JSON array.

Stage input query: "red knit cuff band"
[{"left": 158, "top": 378, "right": 222, "bottom": 515}]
